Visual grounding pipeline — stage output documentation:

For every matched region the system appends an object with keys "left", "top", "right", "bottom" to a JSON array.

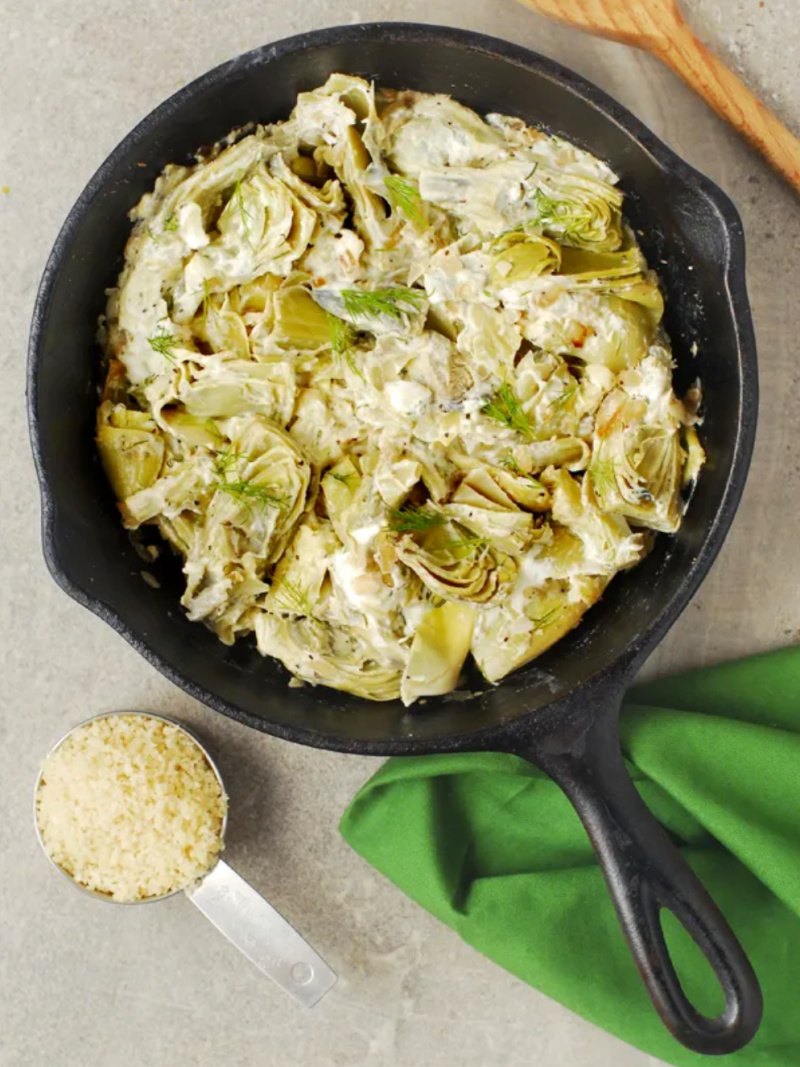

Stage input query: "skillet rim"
[{"left": 27, "top": 21, "right": 758, "bottom": 754}]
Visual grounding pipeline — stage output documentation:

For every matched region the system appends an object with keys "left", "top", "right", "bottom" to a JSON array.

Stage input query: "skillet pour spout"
[{"left": 27, "top": 23, "right": 760, "bottom": 1054}]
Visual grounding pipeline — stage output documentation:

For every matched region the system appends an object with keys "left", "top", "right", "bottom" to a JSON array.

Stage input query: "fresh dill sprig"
[
  {"left": 588, "top": 456, "right": 617, "bottom": 497},
  {"left": 147, "top": 328, "right": 179, "bottom": 361},
  {"left": 271, "top": 578, "right": 312, "bottom": 615},
  {"left": 551, "top": 382, "right": 578, "bottom": 410},
  {"left": 529, "top": 605, "right": 562, "bottom": 631},
  {"left": 341, "top": 348, "right": 365, "bottom": 380},
  {"left": 212, "top": 445, "right": 286, "bottom": 512},
  {"left": 212, "top": 446, "right": 239, "bottom": 479},
  {"left": 201, "top": 279, "right": 212, "bottom": 321},
  {"left": 440, "top": 535, "right": 490, "bottom": 555},
  {"left": 327, "top": 314, "right": 364, "bottom": 381},
  {"left": 384, "top": 174, "right": 426, "bottom": 230},
  {"left": 203, "top": 418, "right": 224, "bottom": 442},
  {"left": 148, "top": 210, "right": 179, "bottom": 242},
  {"left": 327, "top": 469, "right": 356, "bottom": 486},
  {"left": 147, "top": 212, "right": 179, "bottom": 243},
  {"left": 501, "top": 454, "right": 545, "bottom": 490},
  {"left": 389, "top": 503, "right": 448, "bottom": 534},
  {"left": 526, "top": 188, "right": 584, "bottom": 240},
  {"left": 482, "top": 384, "right": 533, "bottom": 438},
  {"left": 327, "top": 313, "right": 358, "bottom": 355},
  {"left": 340, "top": 287, "right": 425, "bottom": 323},
  {"left": 216, "top": 479, "right": 287, "bottom": 511}
]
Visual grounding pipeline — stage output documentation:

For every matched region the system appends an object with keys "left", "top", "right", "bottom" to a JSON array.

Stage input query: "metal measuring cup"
[{"left": 34, "top": 711, "right": 337, "bottom": 1007}]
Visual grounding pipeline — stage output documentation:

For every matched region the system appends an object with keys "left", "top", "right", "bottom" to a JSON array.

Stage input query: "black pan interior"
[{"left": 28, "top": 24, "right": 756, "bottom": 751}]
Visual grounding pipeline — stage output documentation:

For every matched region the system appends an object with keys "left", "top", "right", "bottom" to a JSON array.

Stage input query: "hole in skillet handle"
[{"left": 502, "top": 682, "right": 763, "bottom": 1056}]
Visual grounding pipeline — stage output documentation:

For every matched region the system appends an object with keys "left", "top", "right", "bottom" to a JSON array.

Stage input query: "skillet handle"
[{"left": 519, "top": 706, "right": 763, "bottom": 1056}]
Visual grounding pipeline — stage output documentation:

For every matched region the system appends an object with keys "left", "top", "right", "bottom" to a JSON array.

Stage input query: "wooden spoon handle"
[{"left": 654, "top": 15, "right": 800, "bottom": 192}]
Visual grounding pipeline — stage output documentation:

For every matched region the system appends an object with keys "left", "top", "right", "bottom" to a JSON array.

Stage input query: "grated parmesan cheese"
[{"left": 36, "top": 714, "right": 227, "bottom": 903}]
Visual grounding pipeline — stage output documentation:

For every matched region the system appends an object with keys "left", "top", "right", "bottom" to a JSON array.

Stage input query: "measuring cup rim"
[{"left": 33, "top": 710, "right": 229, "bottom": 905}]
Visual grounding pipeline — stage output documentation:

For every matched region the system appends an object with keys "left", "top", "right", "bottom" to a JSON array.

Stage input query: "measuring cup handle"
[{"left": 185, "top": 859, "right": 337, "bottom": 1007}]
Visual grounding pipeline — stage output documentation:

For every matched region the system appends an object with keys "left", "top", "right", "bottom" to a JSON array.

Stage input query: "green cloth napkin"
[{"left": 340, "top": 647, "right": 800, "bottom": 1066}]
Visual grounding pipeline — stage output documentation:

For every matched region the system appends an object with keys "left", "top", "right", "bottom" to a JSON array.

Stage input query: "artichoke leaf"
[
  {"left": 291, "top": 387, "right": 358, "bottom": 468},
  {"left": 269, "top": 153, "right": 347, "bottom": 219},
  {"left": 291, "top": 74, "right": 380, "bottom": 154},
  {"left": 177, "top": 356, "right": 295, "bottom": 424},
  {"left": 214, "top": 171, "right": 317, "bottom": 274},
  {"left": 442, "top": 467, "right": 537, "bottom": 554},
  {"left": 522, "top": 291, "right": 657, "bottom": 372},
  {"left": 96, "top": 401, "right": 165, "bottom": 501},
  {"left": 403, "top": 442, "right": 458, "bottom": 503},
  {"left": 492, "top": 467, "right": 551, "bottom": 512},
  {"left": 207, "top": 416, "right": 312, "bottom": 566},
  {"left": 543, "top": 467, "right": 646, "bottom": 573},
  {"left": 373, "top": 453, "right": 423, "bottom": 509},
  {"left": 472, "top": 575, "right": 606, "bottom": 683},
  {"left": 418, "top": 159, "right": 535, "bottom": 236},
  {"left": 381, "top": 92, "right": 506, "bottom": 176},
  {"left": 172, "top": 171, "right": 318, "bottom": 322},
  {"left": 115, "top": 136, "right": 268, "bottom": 380},
  {"left": 452, "top": 467, "right": 515, "bottom": 510},
  {"left": 254, "top": 613, "right": 403, "bottom": 701},
  {"left": 229, "top": 272, "right": 283, "bottom": 316},
  {"left": 207, "top": 571, "right": 272, "bottom": 644},
  {"left": 321, "top": 458, "right": 390, "bottom": 555},
  {"left": 520, "top": 169, "right": 624, "bottom": 252},
  {"left": 264, "top": 522, "right": 339, "bottom": 617},
  {"left": 121, "top": 453, "right": 216, "bottom": 528},
  {"left": 590, "top": 393, "right": 684, "bottom": 533},
  {"left": 441, "top": 505, "right": 533, "bottom": 557},
  {"left": 589, "top": 350, "right": 704, "bottom": 531},
  {"left": 165, "top": 135, "right": 268, "bottom": 229},
  {"left": 455, "top": 303, "right": 522, "bottom": 381},
  {"left": 265, "top": 286, "right": 334, "bottom": 352},
  {"left": 488, "top": 230, "right": 561, "bottom": 292},
  {"left": 100, "top": 359, "right": 129, "bottom": 405},
  {"left": 557, "top": 246, "right": 664, "bottom": 315},
  {"left": 320, "top": 125, "right": 392, "bottom": 250},
  {"left": 487, "top": 114, "right": 619, "bottom": 185},
  {"left": 395, "top": 523, "right": 513, "bottom": 604},
  {"left": 322, "top": 73, "right": 379, "bottom": 127},
  {"left": 558, "top": 245, "right": 641, "bottom": 281},
  {"left": 160, "top": 410, "right": 223, "bottom": 449},
  {"left": 509, "top": 526, "right": 585, "bottom": 592},
  {"left": 521, "top": 437, "right": 592, "bottom": 472},
  {"left": 186, "top": 549, "right": 272, "bottom": 642},
  {"left": 156, "top": 512, "right": 199, "bottom": 557},
  {"left": 401, "top": 601, "right": 476, "bottom": 706},
  {"left": 512, "top": 349, "right": 589, "bottom": 438},
  {"left": 193, "top": 296, "right": 251, "bottom": 360}
]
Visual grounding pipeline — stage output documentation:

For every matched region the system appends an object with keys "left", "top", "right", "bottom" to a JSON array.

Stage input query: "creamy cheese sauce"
[{"left": 97, "top": 75, "right": 703, "bottom": 705}]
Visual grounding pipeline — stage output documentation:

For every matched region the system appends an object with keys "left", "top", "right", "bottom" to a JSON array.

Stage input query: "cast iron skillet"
[{"left": 28, "top": 23, "right": 760, "bottom": 1055}]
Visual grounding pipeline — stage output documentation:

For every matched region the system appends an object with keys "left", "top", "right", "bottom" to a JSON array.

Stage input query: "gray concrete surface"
[{"left": 2, "top": 1, "right": 799, "bottom": 1064}]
